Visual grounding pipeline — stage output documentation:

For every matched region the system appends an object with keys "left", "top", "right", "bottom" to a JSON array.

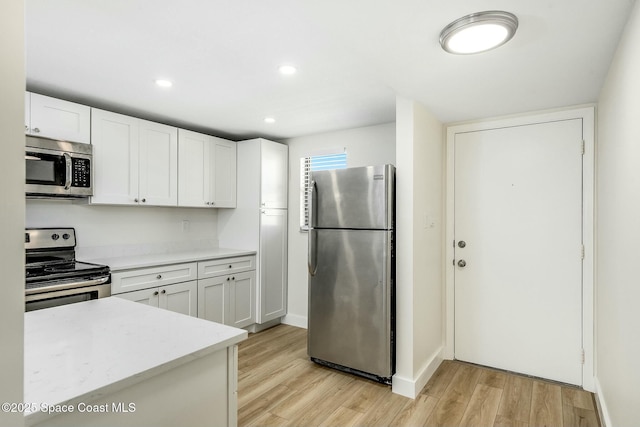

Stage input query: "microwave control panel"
[{"left": 71, "top": 158, "right": 91, "bottom": 188}]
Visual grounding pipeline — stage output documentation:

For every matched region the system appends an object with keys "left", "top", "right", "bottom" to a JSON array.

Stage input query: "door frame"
[{"left": 444, "top": 106, "right": 595, "bottom": 391}]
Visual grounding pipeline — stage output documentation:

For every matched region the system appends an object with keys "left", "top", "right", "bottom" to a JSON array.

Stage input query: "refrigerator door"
[
  {"left": 308, "top": 228, "right": 393, "bottom": 378},
  {"left": 311, "top": 165, "right": 394, "bottom": 230}
]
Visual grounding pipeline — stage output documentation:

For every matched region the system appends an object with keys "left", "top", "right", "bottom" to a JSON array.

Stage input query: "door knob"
[
  {"left": 458, "top": 240, "right": 466, "bottom": 248},
  {"left": 457, "top": 259, "right": 467, "bottom": 268}
]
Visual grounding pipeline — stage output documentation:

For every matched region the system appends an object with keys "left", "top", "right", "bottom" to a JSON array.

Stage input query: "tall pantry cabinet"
[{"left": 218, "top": 138, "right": 288, "bottom": 326}]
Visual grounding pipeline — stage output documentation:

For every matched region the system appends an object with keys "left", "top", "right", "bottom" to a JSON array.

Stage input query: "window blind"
[{"left": 299, "top": 152, "right": 347, "bottom": 230}]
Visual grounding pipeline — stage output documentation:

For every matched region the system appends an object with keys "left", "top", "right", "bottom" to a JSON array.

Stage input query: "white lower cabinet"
[
  {"left": 111, "top": 255, "right": 256, "bottom": 328},
  {"left": 198, "top": 277, "right": 225, "bottom": 324},
  {"left": 197, "top": 256, "right": 256, "bottom": 328},
  {"left": 117, "top": 281, "right": 197, "bottom": 317},
  {"left": 111, "top": 262, "right": 198, "bottom": 317}
]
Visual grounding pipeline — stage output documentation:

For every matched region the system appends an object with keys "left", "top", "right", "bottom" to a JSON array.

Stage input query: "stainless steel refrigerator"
[{"left": 307, "top": 164, "right": 395, "bottom": 384}]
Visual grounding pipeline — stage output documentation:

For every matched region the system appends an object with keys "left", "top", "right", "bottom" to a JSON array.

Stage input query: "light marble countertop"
[
  {"left": 24, "top": 297, "right": 247, "bottom": 424},
  {"left": 84, "top": 247, "right": 256, "bottom": 272}
]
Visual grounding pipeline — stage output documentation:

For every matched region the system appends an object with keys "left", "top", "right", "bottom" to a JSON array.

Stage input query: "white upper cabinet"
[
  {"left": 178, "top": 129, "right": 209, "bottom": 207},
  {"left": 90, "top": 108, "right": 177, "bottom": 206},
  {"left": 25, "top": 92, "right": 90, "bottom": 143},
  {"left": 213, "top": 137, "right": 237, "bottom": 207},
  {"left": 178, "top": 129, "right": 236, "bottom": 208},
  {"left": 138, "top": 119, "right": 178, "bottom": 206},
  {"left": 261, "top": 140, "right": 288, "bottom": 209}
]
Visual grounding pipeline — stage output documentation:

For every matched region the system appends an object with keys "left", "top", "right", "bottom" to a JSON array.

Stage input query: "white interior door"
[{"left": 454, "top": 119, "right": 583, "bottom": 385}]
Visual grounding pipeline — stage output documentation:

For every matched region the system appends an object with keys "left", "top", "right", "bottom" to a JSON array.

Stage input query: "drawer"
[
  {"left": 198, "top": 256, "right": 256, "bottom": 279},
  {"left": 111, "top": 262, "right": 198, "bottom": 294}
]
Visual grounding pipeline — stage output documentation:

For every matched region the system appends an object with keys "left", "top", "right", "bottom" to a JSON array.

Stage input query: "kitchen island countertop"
[{"left": 24, "top": 297, "right": 247, "bottom": 425}]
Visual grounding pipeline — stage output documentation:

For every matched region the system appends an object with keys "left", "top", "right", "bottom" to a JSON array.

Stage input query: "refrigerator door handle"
[
  {"left": 308, "top": 180, "right": 318, "bottom": 276},
  {"left": 308, "top": 229, "right": 318, "bottom": 276}
]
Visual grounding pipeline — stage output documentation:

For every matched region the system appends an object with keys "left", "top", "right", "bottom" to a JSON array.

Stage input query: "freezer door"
[
  {"left": 308, "top": 229, "right": 393, "bottom": 378},
  {"left": 310, "top": 165, "right": 394, "bottom": 230}
]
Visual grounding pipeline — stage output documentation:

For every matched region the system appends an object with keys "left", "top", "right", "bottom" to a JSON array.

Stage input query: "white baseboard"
[
  {"left": 392, "top": 347, "right": 443, "bottom": 399},
  {"left": 282, "top": 313, "right": 307, "bottom": 329},
  {"left": 594, "top": 377, "right": 612, "bottom": 427}
]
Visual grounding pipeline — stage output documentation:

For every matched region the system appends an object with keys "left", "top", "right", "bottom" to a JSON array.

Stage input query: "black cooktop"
[{"left": 26, "top": 260, "right": 111, "bottom": 282}]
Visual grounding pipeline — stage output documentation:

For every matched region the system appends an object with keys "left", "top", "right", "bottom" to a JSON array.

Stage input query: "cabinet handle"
[
  {"left": 156, "top": 274, "right": 162, "bottom": 279},
  {"left": 228, "top": 265, "right": 232, "bottom": 268},
  {"left": 33, "top": 127, "right": 40, "bottom": 133},
  {"left": 226, "top": 277, "right": 230, "bottom": 281},
  {"left": 231, "top": 276, "right": 235, "bottom": 281},
  {"left": 161, "top": 289, "right": 166, "bottom": 294},
  {"left": 25, "top": 125, "right": 29, "bottom": 131},
  {"left": 134, "top": 198, "right": 139, "bottom": 203},
  {"left": 153, "top": 291, "right": 159, "bottom": 296},
  {"left": 211, "top": 201, "right": 215, "bottom": 206},
  {"left": 142, "top": 198, "right": 146, "bottom": 203}
]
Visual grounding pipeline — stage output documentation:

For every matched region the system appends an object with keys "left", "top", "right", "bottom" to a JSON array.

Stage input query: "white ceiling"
[{"left": 25, "top": 0, "right": 635, "bottom": 141}]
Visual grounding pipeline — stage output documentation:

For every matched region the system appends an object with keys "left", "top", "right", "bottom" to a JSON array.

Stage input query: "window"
[{"left": 299, "top": 152, "right": 347, "bottom": 230}]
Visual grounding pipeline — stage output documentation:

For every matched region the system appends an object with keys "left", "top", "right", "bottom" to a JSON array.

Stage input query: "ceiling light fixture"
[
  {"left": 155, "top": 79, "right": 173, "bottom": 88},
  {"left": 278, "top": 65, "right": 297, "bottom": 75},
  {"left": 439, "top": 11, "right": 518, "bottom": 55},
  {"left": 264, "top": 117, "right": 276, "bottom": 124}
]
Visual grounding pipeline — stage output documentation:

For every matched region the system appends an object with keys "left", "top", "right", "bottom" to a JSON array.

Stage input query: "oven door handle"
[
  {"left": 63, "top": 153, "right": 72, "bottom": 190},
  {"left": 25, "top": 276, "right": 110, "bottom": 296}
]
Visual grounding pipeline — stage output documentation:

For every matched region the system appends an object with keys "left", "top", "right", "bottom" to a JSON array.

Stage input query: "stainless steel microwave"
[{"left": 25, "top": 135, "right": 93, "bottom": 197}]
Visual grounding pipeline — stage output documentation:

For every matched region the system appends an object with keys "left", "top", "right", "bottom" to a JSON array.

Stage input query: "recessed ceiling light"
[
  {"left": 278, "top": 65, "right": 297, "bottom": 75},
  {"left": 439, "top": 11, "right": 518, "bottom": 55},
  {"left": 155, "top": 79, "right": 173, "bottom": 88},
  {"left": 264, "top": 117, "right": 276, "bottom": 124}
]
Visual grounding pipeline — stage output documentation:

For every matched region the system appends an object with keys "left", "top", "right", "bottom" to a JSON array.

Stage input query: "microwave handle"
[{"left": 63, "top": 153, "right": 72, "bottom": 190}]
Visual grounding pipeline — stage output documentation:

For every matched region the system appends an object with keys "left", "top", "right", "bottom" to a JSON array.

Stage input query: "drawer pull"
[
  {"left": 161, "top": 289, "right": 166, "bottom": 294},
  {"left": 153, "top": 291, "right": 159, "bottom": 296},
  {"left": 227, "top": 277, "right": 230, "bottom": 281},
  {"left": 228, "top": 265, "right": 232, "bottom": 268},
  {"left": 231, "top": 276, "right": 235, "bottom": 281},
  {"left": 156, "top": 274, "right": 162, "bottom": 279}
]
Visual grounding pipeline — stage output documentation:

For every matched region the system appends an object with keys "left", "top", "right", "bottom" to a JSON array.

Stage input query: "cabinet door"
[
  {"left": 28, "top": 93, "right": 91, "bottom": 143},
  {"left": 139, "top": 119, "right": 178, "bottom": 206},
  {"left": 160, "top": 281, "right": 197, "bottom": 317},
  {"left": 212, "top": 138, "right": 237, "bottom": 208},
  {"left": 90, "top": 108, "right": 140, "bottom": 205},
  {"left": 178, "top": 129, "right": 212, "bottom": 207},
  {"left": 229, "top": 271, "right": 255, "bottom": 328},
  {"left": 259, "top": 209, "right": 288, "bottom": 323},
  {"left": 115, "top": 287, "right": 160, "bottom": 307},
  {"left": 24, "top": 92, "right": 31, "bottom": 133},
  {"left": 198, "top": 277, "right": 226, "bottom": 324},
  {"left": 261, "top": 140, "right": 288, "bottom": 209}
]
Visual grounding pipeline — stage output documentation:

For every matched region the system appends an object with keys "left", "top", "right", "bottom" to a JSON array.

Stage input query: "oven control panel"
[{"left": 25, "top": 228, "right": 76, "bottom": 250}]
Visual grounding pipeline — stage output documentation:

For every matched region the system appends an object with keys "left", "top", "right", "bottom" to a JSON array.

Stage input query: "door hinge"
[
  {"left": 581, "top": 140, "right": 585, "bottom": 155},
  {"left": 581, "top": 245, "right": 585, "bottom": 260},
  {"left": 581, "top": 349, "right": 585, "bottom": 365}
]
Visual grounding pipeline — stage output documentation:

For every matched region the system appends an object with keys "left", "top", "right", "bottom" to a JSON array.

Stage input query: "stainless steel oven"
[
  {"left": 25, "top": 228, "right": 110, "bottom": 312},
  {"left": 25, "top": 136, "right": 93, "bottom": 198}
]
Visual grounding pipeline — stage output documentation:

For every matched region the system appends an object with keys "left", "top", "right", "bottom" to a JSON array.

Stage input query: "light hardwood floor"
[{"left": 238, "top": 324, "right": 600, "bottom": 427}]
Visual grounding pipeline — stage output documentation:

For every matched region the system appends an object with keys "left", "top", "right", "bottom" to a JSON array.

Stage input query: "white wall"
[
  {"left": 0, "top": 0, "right": 25, "bottom": 425},
  {"left": 283, "top": 123, "right": 396, "bottom": 327},
  {"left": 25, "top": 201, "right": 219, "bottom": 258},
  {"left": 595, "top": 1, "right": 640, "bottom": 424},
  {"left": 394, "top": 97, "right": 443, "bottom": 398}
]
